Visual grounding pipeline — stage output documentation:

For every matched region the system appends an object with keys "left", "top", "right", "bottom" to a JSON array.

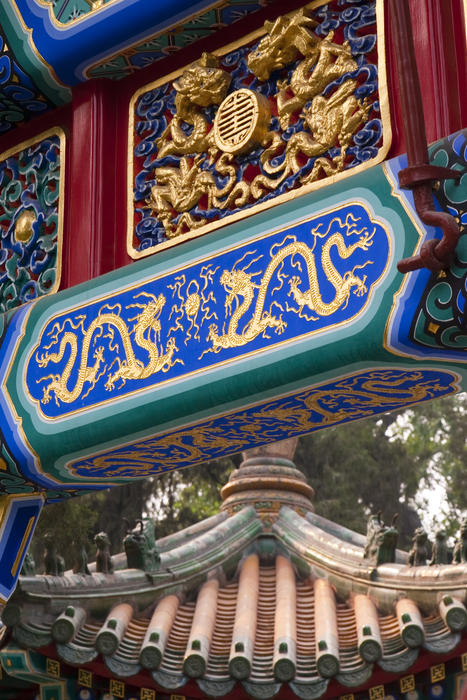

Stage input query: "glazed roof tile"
[
  {"left": 3, "top": 513, "right": 467, "bottom": 697},
  {"left": 2, "top": 456, "right": 467, "bottom": 698}
]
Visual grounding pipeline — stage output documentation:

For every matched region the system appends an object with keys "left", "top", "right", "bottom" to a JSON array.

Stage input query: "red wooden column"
[
  {"left": 63, "top": 80, "right": 122, "bottom": 288},
  {"left": 409, "top": 0, "right": 467, "bottom": 142}
]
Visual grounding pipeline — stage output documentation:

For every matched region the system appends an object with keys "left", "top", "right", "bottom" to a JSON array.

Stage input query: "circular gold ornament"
[
  {"left": 14, "top": 210, "right": 36, "bottom": 243},
  {"left": 213, "top": 89, "right": 271, "bottom": 155}
]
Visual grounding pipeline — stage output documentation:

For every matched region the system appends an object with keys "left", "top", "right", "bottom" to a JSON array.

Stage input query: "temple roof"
[{"left": 1, "top": 451, "right": 467, "bottom": 698}]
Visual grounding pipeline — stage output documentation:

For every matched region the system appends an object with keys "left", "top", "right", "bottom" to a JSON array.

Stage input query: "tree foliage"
[
  {"left": 293, "top": 413, "right": 425, "bottom": 549},
  {"left": 146, "top": 456, "right": 241, "bottom": 537},
  {"left": 31, "top": 494, "right": 101, "bottom": 571},
  {"left": 396, "top": 393, "right": 467, "bottom": 538}
]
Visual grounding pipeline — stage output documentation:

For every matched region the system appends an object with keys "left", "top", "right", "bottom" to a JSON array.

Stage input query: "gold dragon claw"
[
  {"left": 353, "top": 275, "right": 368, "bottom": 297},
  {"left": 93, "top": 346, "right": 105, "bottom": 362},
  {"left": 36, "top": 353, "right": 51, "bottom": 368}
]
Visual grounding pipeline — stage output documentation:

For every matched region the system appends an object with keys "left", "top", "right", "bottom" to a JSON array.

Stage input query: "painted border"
[
  {"left": 34, "top": 0, "right": 125, "bottom": 27},
  {"left": 8, "top": 1, "right": 70, "bottom": 93},
  {"left": 33, "top": 0, "right": 221, "bottom": 30},
  {"left": 83, "top": 0, "right": 268, "bottom": 79},
  {"left": 126, "top": 0, "right": 392, "bottom": 259},
  {"left": 0, "top": 493, "right": 44, "bottom": 603},
  {"left": 382, "top": 154, "right": 466, "bottom": 364}
]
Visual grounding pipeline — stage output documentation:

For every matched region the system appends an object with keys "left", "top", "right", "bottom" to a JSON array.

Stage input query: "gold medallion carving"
[
  {"left": 14, "top": 210, "right": 36, "bottom": 244},
  {"left": 214, "top": 89, "right": 271, "bottom": 155}
]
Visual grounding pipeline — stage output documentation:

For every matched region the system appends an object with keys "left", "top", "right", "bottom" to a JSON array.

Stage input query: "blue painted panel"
[
  {"left": 14, "top": 0, "right": 229, "bottom": 83},
  {"left": 25, "top": 201, "right": 390, "bottom": 419},
  {"left": 69, "top": 368, "right": 458, "bottom": 481}
]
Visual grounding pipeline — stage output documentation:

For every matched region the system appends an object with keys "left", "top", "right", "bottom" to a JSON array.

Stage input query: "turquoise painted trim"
[
  {"left": 25, "top": 201, "right": 390, "bottom": 419},
  {"left": 0, "top": 305, "right": 51, "bottom": 488},
  {"left": 0, "top": 646, "right": 77, "bottom": 696},
  {"left": 16, "top": 173, "right": 403, "bottom": 435},
  {"left": 6, "top": 169, "right": 400, "bottom": 487},
  {"left": 386, "top": 129, "right": 467, "bottom": 363}
]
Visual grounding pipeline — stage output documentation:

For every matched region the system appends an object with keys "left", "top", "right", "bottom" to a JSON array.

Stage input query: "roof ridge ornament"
[{"left": 221, "top": 440, "right": 313, "bottom": 525}]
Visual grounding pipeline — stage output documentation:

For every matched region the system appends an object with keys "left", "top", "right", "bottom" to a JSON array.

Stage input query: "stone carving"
[
  {"left": 123, "top": 518, "right": 160, "bottom": 571},
  {"left": 94, "top": 531, "right": 114, "bottom": 574},
  {"left": 408, "top": 527, "right": 429, "bottom": 567},
  {"left": 453, "top": 518, "right": 467, "bottom": 564},
  {"left": 20, "top": 552, "right": 35, "bottom": 576},
  {"left": 429, "top": 529, "right": 449, "bottom": 565},
  {"left": 72, "top": 543, "right": 91, "bottom": 575},
  {"left": 43, "top": 533, "right": 65, "bottom": 576},
  {"left": 363, "top": 512, "right": 399, "bottom": 567}
]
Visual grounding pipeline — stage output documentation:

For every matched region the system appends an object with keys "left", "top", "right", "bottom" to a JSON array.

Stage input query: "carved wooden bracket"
[{"left": 391, "top": 0, "right": 461, "bottom": 273}]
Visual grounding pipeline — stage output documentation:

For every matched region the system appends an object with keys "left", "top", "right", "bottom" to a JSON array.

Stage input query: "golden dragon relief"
[
  {"left": 203, "top": 213, "right": 375, "bottom": 355},
  {"left": 36, "top": 293, "right": 183, "bottom": 406},
  {"left": 30, "top": 206, "right": 386, "bottom": 413},
  {"left": 70, "top": 371, "right": 456, "bottom": 479},
  {"left": 135, "top": 5, "right": 381, "bottom": 243}
]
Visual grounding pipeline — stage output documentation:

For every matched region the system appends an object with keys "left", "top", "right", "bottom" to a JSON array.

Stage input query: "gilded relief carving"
[
  {"left": 203, "top": 215, "right": 374, "bottom": 354},
  {"left": 36, "top": 292, "right": 182, "bottom": 405},
  {"left": 148, "top": 21, "right": 370, "bottom": 238},
  {"left": 156, "top": 53, "right": 231, "bottom": 158},
  {"left": 129, "top": 0, "right": 388, "bottom": 256},
  {"left": 27, "top": 202, "right": 390, "bottom": 418}
]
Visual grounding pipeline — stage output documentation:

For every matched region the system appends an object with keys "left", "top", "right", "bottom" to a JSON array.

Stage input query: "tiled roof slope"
[{"left": 1, "top": 454, "right": 467, "bottom": 699}]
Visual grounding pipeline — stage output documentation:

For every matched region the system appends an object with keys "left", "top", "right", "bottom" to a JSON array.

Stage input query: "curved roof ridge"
[
  {"left": 273, "top": 506, "right": 467, "bottom": 611},
  {"left": 94, "top": 511, "right": 231, "bottom": 572},
  {"left": 305, "top": 510, "right": 408, "bottom": 563},
  {"left": 10, "top": 506, "right": 263, "bottom": 611}
]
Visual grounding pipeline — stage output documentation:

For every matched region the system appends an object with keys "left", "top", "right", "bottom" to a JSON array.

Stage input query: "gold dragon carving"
[
  {"left": 34, "top": 212, "right": 377, "bottom": 407},
  {"left": 203, "top": 214, "right": 375, "bottom": 354},
  {"left": 32, "top": 197, "right": 385, "bottom": 413},
  {"left": 148, "top": 9, "right": 373, "bottom": 238},
  {"left": 36, "top": 293, "right": 183, "bottom": 405},
  {"left": 156, "top": 52, "right": 231, "bottom": 158}
]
